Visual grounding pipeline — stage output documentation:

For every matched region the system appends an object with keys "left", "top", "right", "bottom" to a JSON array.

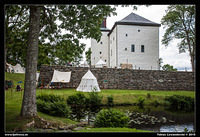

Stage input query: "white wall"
[
  {"left": 91, "top": 31, "right": 109, "bottom": 66},
  {"left": 109, "top": 27, "right": 117, "bottom": 68},
  {"left": 117, "top": 25, "right": 160, "bottom": 70}
]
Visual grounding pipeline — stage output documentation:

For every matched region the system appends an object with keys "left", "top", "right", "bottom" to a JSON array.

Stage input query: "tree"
[
  {"left": 158, "top": 58, "right": 163, "bottom": 70},
  {"left": 162, "top": 64, "right": 177, "bottom": 71},
  {"left": 5, "top": 5, "right": 116, "bottom": 117},
  {"left": 161, "top": 5, "right": 195, "bottom": 72},
  {"left": 85, "top": 48, "right": 92, "bottom": 66},
  {"left": 5, "top": 5, "right": 117, "bottom": 69},
  {"left": 21, "top": 6, "right": 41, "bottom": 117}
]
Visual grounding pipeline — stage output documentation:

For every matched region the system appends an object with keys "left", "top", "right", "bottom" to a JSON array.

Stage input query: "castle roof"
[
  {"left": 117, "top": 12, "right": 160, "bottom": 26},
  {"left": 108, "top": 12, "right": 161, "bottom": 36}
]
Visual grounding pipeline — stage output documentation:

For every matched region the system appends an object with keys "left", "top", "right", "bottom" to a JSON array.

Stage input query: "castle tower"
[{"left": 91, "top": 17, "right": 110, "bottom": 67}]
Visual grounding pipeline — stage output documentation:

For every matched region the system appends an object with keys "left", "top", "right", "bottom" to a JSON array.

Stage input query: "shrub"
[
  {"left": 88, "top": 92, "right": 102, "bottom": 113},
  {"left": 37, "top": 94, "right": 64, "bottom": 103},
  {"left": 67, "top": 93, "right": 88, "bottom": 120},
  {"left": 151, "top": 100, "right": 160, "bottom": 107},
  {"left": 164, "top": 95, "right": 194, "bottom": 112},
  {"left": 94, "top": 109, "right": 129, "bottom": 128},
  {"left": 49, "top": 101, "right": 71, "bottom": 117},
  {"left": 107, "top": 95, "right": 114, "bottom": 107},
  {"left": 37, "top": 99, "right": 51, "bottom": 114},
  {"left": 67, "top": 92, "right": 88, "bottom": 107},
  {"left": 147, "top": 93, "right": 151, "bottom": 99},
  {"left": 137, "top": 97, "right": 145, "bottom": 107},
  {"left": 36, "top": 94, "right": 70, "bottom": 118}
]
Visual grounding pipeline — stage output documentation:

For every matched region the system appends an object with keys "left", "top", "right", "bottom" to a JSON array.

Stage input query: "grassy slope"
[{"left": 5, "top": 72, "right": 195, "bottom": 132}]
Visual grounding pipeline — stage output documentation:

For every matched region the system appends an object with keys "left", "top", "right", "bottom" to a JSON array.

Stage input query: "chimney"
[{"left": 101, "top": 17, "right": 106, "bottom": 28}]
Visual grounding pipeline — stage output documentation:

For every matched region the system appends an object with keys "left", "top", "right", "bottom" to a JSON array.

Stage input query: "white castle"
[{"left": 91, "top": 12, "right": 161, "bottom": 70}]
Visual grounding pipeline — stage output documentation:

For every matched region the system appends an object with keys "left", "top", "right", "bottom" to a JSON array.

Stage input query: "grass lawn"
[
  {"left": 75, "top": 127, "right": 151, "bottom": 132},
  {"left": 36, "top": 88, "right": 195, "bottom": 106},
  {"left": 5, "top": 72, "right": 195, "bottom": 132}
]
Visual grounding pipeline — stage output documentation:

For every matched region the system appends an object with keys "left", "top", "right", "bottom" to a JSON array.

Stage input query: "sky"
[{"left": 79, "top": 5, "right": 192, "bottom": 71}]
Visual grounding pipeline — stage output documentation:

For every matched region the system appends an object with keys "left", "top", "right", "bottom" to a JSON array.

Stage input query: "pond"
[{"left": 79, "top": 105, "right": 195, "bottom": 132}]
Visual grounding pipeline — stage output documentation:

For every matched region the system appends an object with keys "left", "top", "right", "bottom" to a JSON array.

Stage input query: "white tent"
[
  {"left": 36, "top": 72, "right": 40, "bottom": 85},
  {"left": 51, "top": 70, "right": 71, "bottom": 83},
  {"left": 80, "top": 61, "right": 89, "bottom": 67},
  {"left": 95, "top": 59, "right": 106, "bottom": 68},
  {"left": 76, "top": 70, "right": 100, "bottom": 92},
  {"left": 12, "top": 64, "right": 25, "bottom": 73}
]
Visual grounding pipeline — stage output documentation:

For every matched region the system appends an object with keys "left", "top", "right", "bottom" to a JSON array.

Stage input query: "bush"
[
  {"left": 164, "top": 95, "right": 194, "bottom": 112},
  {"left": 94, "top": 109, "right": 129, "bottom": 128},
  {"left": 37, "top": 99, "right": 51, "bottom": 114},
  {"left": 107, "top": 95, "right": 114, "bottom": 107},
  {"left": 67, "top": 92, "right": 88, "bottom": 107},
  {"left": 151, "top": 100, "right": 160, "bottom": 107},
  {"left": 147, "top": 93, "right": 151, "bottom": 99},
  {"left": 137, "top": 97, "right": 145, "bottom": 107},
  {"left": 88, "top": 92, "right": 102, "bottom": 113},
  {"left": 36, "top": 94, "right": 70, "bottom": 118},
  {"left": 67, "top": 93, "right": 88, "bottom": 120},
  {"left": 37, "top": 94, "right": 64, "bottom": 103},
  {"left": 49, "top": 101, "right": 71, "bottom": 117}
]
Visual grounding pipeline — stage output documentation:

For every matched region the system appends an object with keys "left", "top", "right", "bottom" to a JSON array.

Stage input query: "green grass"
[
  {"left": 5, "top": 72, "right": 195, "bottom": 132},
  {"left": 36, "top": 88, "right": 195, "bottom": 106},
  {"left": 5, "top": 72, "right": 25, "bottom": 88},
  {"left": 75, "top": 127, "right": 151, "bottom": 132}
]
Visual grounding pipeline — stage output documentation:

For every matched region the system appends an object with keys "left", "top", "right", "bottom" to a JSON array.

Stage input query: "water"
[
  {"left": 160, "top": 123, "right": 194, "bottom": 132},
  {"left": 78, "top": 105, "right": 195, "bottom": 132}
]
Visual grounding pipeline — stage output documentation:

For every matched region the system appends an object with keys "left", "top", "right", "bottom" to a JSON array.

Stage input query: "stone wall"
[{"left": 39, "top": 65, "right": 195, "bottom": 91}]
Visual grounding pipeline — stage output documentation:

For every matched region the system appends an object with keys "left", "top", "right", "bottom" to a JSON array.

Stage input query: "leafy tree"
[
  {"left": 161, "top": 5, "right": 195, "bottom": 72},
  {"left": 5, "top": 5, "right": 117, "bottom": 68},
  {"left": 5, "top": 5, "right": 116, "bottom": 117},
  {"left": 85, "top": 48, "right": 92, "bottom": 66},
  {"left": 158, "top": 58, "right": 163, "bottom": 70},
  {"left": 162, "top": 64, "right": 177, "bottom": 71}
]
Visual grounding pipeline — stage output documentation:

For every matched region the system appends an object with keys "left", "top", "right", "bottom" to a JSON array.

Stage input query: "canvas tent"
[
  {"left": 36, "top": 72, "right": 40, "bottom": 85},
  {"left": 80, "top": 61, "right": 89, "bottom": 67},
  {"left": 76, "top": 70, "right": 100, "bottom": 92},
  {"left": 6, "top": 63, "right": 25, "bottom": 73},
  {"left": 95, "top": 59, "right": 106, "bottom": 68},
  {"left": 51, "top": 70, "right": 71, "bottom": 83}
]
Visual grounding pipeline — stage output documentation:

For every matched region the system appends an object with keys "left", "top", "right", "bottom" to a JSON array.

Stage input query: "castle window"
[
  {"left": 138, "top": 29, "right": 140, "bottom": 32},
  {"left": 126, "top": 34, "right": 128, "bottom": 37},
  {"left": 105, "top": 59, "right": 107, "bottom": 62},
  {"left": 131, "top": 44, "right": 135, "bottom": 52},
  {"left": 125, "top": 48, "right": 127, "bottom": 51},
  {"left": 100, "top": 42, "right": 103, "bottom": 44},
  {"left": 100, "top": 51, "right": 102, "bottom": 54},
  {"left": 113, "top": 37, "right": 115, "bottom": 40},
  {"left": 141, "top": 45, "right": 144, "bottom": 52}
]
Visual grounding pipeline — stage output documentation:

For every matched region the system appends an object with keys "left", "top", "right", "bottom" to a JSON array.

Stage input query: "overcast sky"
[{"left": 80, "top": 5, "right": 192, "bottom": 71}]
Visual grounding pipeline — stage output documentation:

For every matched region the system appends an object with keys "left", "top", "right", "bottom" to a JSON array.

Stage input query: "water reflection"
[
  {"left": 160, "top": 123, "right": 194, "bottom": 132},
  {"left": 76, "top": 105, "right": 195, "bottom": 132},
  {"left": 111, "top": 105, "right": 195, "bottom": 132}
]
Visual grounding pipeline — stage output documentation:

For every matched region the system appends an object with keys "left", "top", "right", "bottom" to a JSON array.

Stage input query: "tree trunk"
[
  {"left": 21, "top": 6, "right": 41, "bottom": 117},
  {"left": 191, "top": 54, "right": 195, "bottom": 72}
]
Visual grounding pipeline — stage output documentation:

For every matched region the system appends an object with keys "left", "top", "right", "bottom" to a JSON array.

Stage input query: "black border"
[{"left": 1, "top": 0, "right": 199, "bottom": 136}]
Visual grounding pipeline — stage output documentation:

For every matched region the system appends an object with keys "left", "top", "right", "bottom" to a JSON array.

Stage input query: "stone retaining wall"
[{"left": 39, "top": 65, "right": 195, "bottom": 91}]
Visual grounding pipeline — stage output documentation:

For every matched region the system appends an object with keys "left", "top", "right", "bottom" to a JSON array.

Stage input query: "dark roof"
[
  {"left": 108, "top": 12, "right": 161, "bottom": 36},
  {"left": 118, "top": 12, "right": 161, "bottom": 26}
]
